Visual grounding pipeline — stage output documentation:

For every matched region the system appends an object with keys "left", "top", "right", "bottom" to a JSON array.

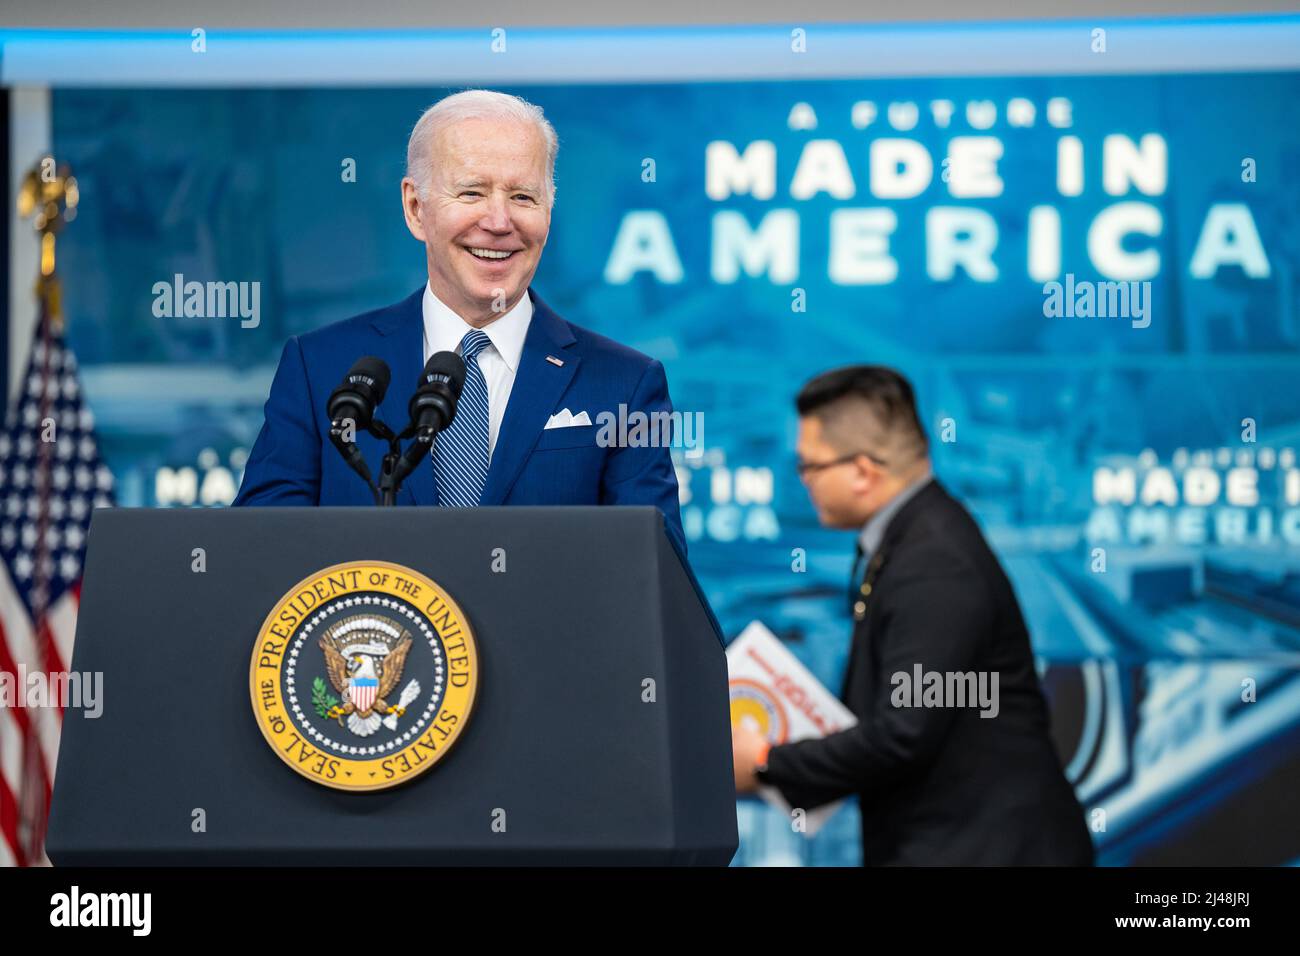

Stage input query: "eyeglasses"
[{"left": 794, "top": 450, "right": 888, "bottom": 478}]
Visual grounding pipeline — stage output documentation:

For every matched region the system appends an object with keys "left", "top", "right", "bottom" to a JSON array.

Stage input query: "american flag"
[{"left": 0, "top": 308, "right": 114, "bottom": 866}]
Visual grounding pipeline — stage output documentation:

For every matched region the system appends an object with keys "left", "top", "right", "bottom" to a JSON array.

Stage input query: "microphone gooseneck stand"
[
  {"left": 329, "top": 419, "right": 381, "bottom": 506},
  {"left": 330, "top": 416, "right": 437, "bottom": 507},
  {"left": 377, "top": 420, "right": 440, "bottom": 507}
]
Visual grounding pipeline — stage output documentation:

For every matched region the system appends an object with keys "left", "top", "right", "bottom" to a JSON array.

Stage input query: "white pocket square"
[{"left": 544, "top": 408, "right": 592, "bottom": 429}]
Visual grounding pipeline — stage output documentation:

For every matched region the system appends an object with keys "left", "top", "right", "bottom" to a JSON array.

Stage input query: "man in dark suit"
[
  {"left": 731, "top": 366, "right": 1093, "bottom": 865},
  {"left": 233, "top": 89, "right": 685, "bottom": 555}
]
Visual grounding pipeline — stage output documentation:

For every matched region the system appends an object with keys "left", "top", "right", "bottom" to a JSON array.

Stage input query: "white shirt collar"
[{"left": 422, "top": 282, "right": 533, "bottom": 372}]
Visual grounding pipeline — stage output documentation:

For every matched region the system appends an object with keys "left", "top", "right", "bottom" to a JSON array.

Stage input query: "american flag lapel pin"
[{"left": 545, "top": 355, "right": 564, "bottom": 367}]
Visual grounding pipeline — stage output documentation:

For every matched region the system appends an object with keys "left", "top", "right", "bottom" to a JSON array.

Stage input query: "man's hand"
[{"left": 731, "top": 721, "right": 770, "bottom": 794}]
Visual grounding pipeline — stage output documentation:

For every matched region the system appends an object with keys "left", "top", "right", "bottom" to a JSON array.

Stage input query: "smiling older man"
[{"left": 234, "top": 89, "right": 686, "bottom": 554}]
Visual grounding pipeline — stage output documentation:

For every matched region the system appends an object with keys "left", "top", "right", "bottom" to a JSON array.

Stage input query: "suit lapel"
[
  {"left": 369, "top": 287, "right": 428, "bottom": 506},
  {"left": 838, "top": 480, "right": 943, "bottom": 700},
  {"left": 479, "top": 288, "right": 579, "bottom": 506},
  {"left": 841, "top": 549, "right": 885, "bottom": 701}
]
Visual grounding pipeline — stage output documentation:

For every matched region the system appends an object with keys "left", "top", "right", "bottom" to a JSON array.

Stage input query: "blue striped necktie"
[{"left": 435, "top": 329, "right": 492, "bottom": 507}]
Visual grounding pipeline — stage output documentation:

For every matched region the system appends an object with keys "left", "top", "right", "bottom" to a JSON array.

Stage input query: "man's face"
[
  {"left": 796, "top": 415, "right": 876, "bottom": 530},
  {"left": 401, "top": 117, "right": 551, "bottom": 325}
]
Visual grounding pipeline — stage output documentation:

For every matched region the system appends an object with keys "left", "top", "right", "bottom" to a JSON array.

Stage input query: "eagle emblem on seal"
[{"left": 315, "top": 614, "right": 422, "bottom": 738}]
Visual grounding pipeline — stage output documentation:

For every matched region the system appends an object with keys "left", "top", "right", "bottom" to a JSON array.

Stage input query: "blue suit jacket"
[{"left": 233, "top": 286, "right": 686, "bottom": 554}]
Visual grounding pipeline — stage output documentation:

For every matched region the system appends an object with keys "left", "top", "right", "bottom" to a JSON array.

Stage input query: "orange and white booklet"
[{"left": 727, "top": 621, "right": 858, "bottom": 837}]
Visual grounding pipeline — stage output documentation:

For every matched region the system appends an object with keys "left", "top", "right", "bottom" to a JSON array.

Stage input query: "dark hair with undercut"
[{"left": 796, "top": 365, "right": 929, "bottom": 468}]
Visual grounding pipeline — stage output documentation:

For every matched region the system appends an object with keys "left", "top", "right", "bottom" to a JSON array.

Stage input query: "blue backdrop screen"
[{"left": 50, "top": 72, "right": 1300, "bottom": 865}]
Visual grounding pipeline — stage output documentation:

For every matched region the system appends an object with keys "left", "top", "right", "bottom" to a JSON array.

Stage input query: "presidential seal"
[{"left": 249, "top": 561, "right": 478, "bottom": 791}]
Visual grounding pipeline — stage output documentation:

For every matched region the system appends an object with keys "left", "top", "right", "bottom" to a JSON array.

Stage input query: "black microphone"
[
  {"left": 407, "top": 351, "right": 466, "bottom": 439},
  {"left": 327, "top": 356, "right": 391, "bottom": 434},
  {"left": 384, "top": 352, "right": 467, "bottom": 503},
  {"left": 327, "top": 357, "right": 391, "bottom": 504}
]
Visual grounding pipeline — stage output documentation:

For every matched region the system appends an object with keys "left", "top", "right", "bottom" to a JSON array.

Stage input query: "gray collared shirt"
[{"left": 857, "top": 469, "right": 934, "bottom": 562}]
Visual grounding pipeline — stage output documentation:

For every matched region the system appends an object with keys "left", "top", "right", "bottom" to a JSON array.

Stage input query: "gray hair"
[{"left": 405, "top": 89, "right": 558, "bottom": 206}]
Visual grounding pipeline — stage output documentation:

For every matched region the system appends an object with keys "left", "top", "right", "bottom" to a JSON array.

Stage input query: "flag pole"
[
  {"left": 15, "top": 159, "right": 78, "bottom": 333},
  {"left": 12, "top": 159, "right": 78, "bottom": 864}
]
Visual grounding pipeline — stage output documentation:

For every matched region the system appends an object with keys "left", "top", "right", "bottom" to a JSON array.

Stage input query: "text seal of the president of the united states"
[{"left": 250, "top": 560, "right": 478, "bottom": 791}]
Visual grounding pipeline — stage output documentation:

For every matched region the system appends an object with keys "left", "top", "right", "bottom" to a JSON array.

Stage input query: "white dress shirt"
[{"left": 421, "top": 282, "right": 534, "bottom": 461}]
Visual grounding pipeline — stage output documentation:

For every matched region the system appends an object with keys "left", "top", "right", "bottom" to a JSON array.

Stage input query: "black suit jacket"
[{"left": 763, "top": 479, "right": 1094, "bottom": 866}]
